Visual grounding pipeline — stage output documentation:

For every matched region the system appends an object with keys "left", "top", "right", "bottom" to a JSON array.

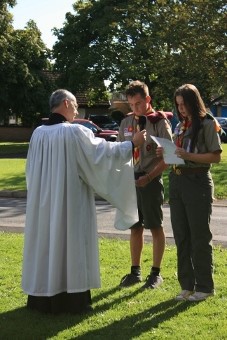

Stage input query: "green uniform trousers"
[{"left": 169, "top": 171, "right": 214, "bottom": 293}]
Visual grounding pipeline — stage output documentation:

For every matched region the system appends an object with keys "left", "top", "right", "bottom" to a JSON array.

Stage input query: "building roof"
[
  {"left": 75, "top": 92, "right": 110, "bottom": 107},
  {"left": 42, "top": 70, "right": 110, "bottom": 108}
]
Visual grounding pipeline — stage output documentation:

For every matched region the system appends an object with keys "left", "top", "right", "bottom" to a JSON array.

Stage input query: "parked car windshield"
[
  {"left": 74, "top": 120, "right": 98, "bottom": 133},
  {"left": 89, "top": 115, "right": 119, "bottom": 130},
  {"left": 215, "top": 117, "right": 227, "bottom": 143},
  {"left": 216, "top": 117, "right": 227, "bottom": 127}
]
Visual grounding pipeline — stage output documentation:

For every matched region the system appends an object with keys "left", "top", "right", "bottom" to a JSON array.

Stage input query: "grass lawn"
[
  {"left": 0, "top": 142, "right": 227, "bottom": 200},
  {"left": 0, "top": 142, "right": 28, "bottom": 157},
  {"left": 0, "top": 234, "right": 227, "bottom": 339}
]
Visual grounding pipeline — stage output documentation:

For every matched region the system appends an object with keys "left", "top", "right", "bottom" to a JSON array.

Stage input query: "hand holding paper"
[{"left": 151, "top": 136, "right": 185, "bottom": 165}]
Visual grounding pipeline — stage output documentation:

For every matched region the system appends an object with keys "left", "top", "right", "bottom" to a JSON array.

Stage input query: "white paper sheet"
[{"left": 151, "top": 136, "right": 185, "bottom": 165}]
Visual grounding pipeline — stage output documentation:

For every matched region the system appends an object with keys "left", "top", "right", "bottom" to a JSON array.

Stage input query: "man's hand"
[{"left": 133, "top": 130, "right": 146, "bottom": 147}]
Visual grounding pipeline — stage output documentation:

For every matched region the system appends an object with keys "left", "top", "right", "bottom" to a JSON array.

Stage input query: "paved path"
[{"left": 1, "top": 192, "right": 227, "bottom": 247}]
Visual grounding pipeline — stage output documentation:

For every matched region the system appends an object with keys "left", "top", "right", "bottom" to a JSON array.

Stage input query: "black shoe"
[
  {"left": 119, "top": 273, "right": 142, "bottom": 287},
  {"left": 142, "top": 273, "right": 163, "bottom": 289}
]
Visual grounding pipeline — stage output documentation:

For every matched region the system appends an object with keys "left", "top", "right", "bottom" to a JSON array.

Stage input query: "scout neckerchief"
[
  {"left": 133, "top": 115, "right": 140, "bottom": 165},
  {"left": 133, "top": 106, "right": 155, "bottom": 165},
  {"left": 176, "top": 117, "right": 192, "bottom": 147}
]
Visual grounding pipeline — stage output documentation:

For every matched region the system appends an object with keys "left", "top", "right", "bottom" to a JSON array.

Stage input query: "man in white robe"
[{"left": 22, "top": 89, "right": 145, "bottom": 314}]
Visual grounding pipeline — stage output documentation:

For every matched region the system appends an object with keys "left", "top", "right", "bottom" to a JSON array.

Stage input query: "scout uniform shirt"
[
  {"left": 118, "top": 111, "right": 173, "bottom": 174},
  {"left": 173, "top": 116, "right": 222, "bottom": 169}
]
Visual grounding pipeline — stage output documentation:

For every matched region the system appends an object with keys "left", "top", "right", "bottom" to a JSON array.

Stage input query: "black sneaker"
[
  {"left": 119, "top": 273, "right": 142, "bottom": 287},
  {"left": 142, "top": 273, "right": 163, "bottom": 289}
]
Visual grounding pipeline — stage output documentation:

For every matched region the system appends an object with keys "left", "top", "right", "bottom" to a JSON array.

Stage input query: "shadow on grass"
[
  {"left": 0, "top": 174, "right": 26, "bottom": 191},
  {"left": 0, "top": 143, "right": 28, "bottom": 158},
  {"left": 0, "top": 286, "right": 119, "bottom": 339},
  {"left": 92, "top": 285, "right": 120, "bottom": 303},
  {"left": 77, "top": 298, "right": 197, "bottom": 339},
  {"left": 0, "top": 305, "right": 93, "bottom": 339},
  {"left": 0, "top": 285, "right": 197, "bottom": 339}
]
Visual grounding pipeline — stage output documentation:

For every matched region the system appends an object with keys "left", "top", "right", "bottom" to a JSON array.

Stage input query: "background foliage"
[
  {"left": 1, "top": 1, "right": 226, "bottom": 125},
  {"left": 53, "top": 0, "right": 226, "bottom": 108},
  {"left": 0, "top": 1, "right": 54, "bottom": 126}
]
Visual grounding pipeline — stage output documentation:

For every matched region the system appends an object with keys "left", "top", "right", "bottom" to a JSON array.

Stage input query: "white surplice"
[{"left": 22, "top": 123, "right": 138, "bottom": 296}]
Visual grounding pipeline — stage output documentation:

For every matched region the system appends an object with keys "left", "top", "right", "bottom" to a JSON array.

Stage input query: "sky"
[{"left": 10, "top": 0, "right": 75, "bottom": 48}]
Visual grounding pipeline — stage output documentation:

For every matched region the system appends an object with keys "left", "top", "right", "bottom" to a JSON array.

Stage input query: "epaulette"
[{"left": 205, "top": 112, "right": 224, "bottom": 134}]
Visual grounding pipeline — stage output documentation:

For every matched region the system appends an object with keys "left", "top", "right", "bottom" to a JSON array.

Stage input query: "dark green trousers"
[{"left": 169, "top": 171, "right": 214, "bottom": 293}]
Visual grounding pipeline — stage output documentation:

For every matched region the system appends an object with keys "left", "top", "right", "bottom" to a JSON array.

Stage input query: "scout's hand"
[
  {"left": 133, "top": 130, "right": 146, "bottom": 147},
  {"left": 175, "top": 147, "right": 187, "bottom": 160},
  {"left": 135, "top": 174, "right": 151, "bottom": 188}
]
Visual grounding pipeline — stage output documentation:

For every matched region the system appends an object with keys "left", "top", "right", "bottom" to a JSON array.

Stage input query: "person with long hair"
[{"left": 161, "top": 84, "right": 222, "bottom": 301}]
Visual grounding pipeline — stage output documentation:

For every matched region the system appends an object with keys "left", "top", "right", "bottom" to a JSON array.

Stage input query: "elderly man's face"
[{"left": 66, "top": 98, "right": 79, "bottom": 121}]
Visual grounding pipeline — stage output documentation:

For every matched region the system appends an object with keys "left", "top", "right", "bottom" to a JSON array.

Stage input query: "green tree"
[
  {"left": 9, "top": 20, "right": 53, "bottom": 126},
  {"left": 53, "top": 0, "right": 226, "bottom": 107},
  {"left": 0, "top": 1, "right": 16, "bottom": 122},
  {"left": 0, "top": 2, "right": 54, "bottom": 126}
]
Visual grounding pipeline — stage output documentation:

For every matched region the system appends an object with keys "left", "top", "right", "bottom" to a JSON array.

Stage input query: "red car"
[{"left": 72, "top": 119, "right": 118, "bottom": 141}]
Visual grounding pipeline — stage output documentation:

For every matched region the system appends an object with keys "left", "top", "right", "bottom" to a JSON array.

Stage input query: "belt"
[{"left": 172, "top": 166, "right": 209, "bottom": 175}]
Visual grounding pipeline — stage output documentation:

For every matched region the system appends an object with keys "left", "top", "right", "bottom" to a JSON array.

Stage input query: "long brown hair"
[{"left": 174, "top": 84, "right": 207, "bottom": 151}]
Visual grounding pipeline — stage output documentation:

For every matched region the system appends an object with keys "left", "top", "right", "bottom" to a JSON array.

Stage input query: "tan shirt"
[
  {"left": 173, "top": 118, "right": 222, "bottom": 168},
  {"left": 118, "top": 113, "right": 173, "bottom": 173}
]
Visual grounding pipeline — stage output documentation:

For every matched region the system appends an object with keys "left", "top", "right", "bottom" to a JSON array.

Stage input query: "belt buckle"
[{"left": 175, "top": 168, "right": 181, "bottom": 175}]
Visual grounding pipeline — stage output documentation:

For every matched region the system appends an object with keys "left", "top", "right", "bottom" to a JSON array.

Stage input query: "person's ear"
[
  {"left": 64, "top": 99, "right": 69, "bottom": 108},
  {"left": 146, "top": 96, "right": 151, "bottom": 104}
]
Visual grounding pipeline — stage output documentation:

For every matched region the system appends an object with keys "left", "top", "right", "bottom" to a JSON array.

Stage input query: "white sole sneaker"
[
  {"left": 175, "top": 290, "right": 194, "bottom": 301},
  {"left": 188, "top": 291, "right": 214, "bottom": 301}
]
